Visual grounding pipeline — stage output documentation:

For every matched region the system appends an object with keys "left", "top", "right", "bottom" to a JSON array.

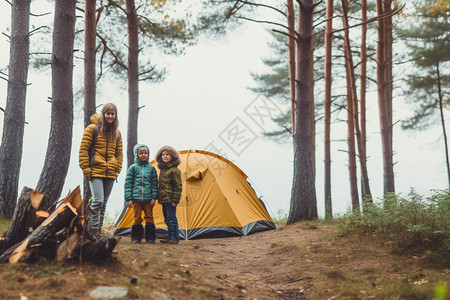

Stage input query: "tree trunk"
[
  {"left": 346, "top": 80, "right": 360, "bottom": 212},
  {"left": 376, "top": 0, "right": 395, "bottom": 194},
  {"left": 360, "top": 0, "right": 372, "bottom": 205},
  {"left": 288, "top": 0, "right": 317, "bottom": 223},
  {"left": 341, "top": 0, "right": 372, "bottom": 206},
  {"left": 323, "top": 0, "right": 333, "bottom": 220},
  {"left": 287, "top": 0, "right": 296, "bottom": 135},
  {"left": 436, "top": 63, "right": 450, "bottom": 188},
  {"left": 36, "top": 0, "right": 76, "bottom": 211},
  {"left": 126, "top": 0, "right": 139, "bottom": 169},
  {"left": 0, "top": 0, "right": 31, "bottom": 218},
  {"left": 83, "top": 0, "right": 97, "bottom": 201},
  {"left": 83, "top": 0, "right": 97, "bottom": 202},
  {"left": 384, "top": 0, "right": 394, "bottom": 193}
]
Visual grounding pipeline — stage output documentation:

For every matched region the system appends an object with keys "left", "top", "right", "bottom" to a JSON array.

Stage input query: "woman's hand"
[
  {"left": 85, "top": 173, "right": 91, "bottom": 181},
  {"left": 127, "top": 200, "right": 133, "bottom": 208}
]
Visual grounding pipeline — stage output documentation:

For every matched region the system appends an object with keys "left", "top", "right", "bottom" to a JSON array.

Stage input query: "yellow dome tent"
[{"left": 114, "top": 150, "right": 276, "bottom": 240}]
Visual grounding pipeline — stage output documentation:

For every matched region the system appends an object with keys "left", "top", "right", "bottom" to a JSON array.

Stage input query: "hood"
[
  {"left": 133, "top": 144, "right": 150, "bottom": 164},
  {"left": 90, "top": 113, "right": 101, "bottom": 125},
  {"left": 155, "top": 145, "right": 181, "bottom": 169}
]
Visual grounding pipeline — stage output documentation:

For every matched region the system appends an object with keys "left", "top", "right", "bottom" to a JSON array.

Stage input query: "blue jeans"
[
  {"left": 89, "top": 177, "right": 114, "bottom": 234},
  {"left": 162, "top": 203, "right": 179, "bottom": 241}
]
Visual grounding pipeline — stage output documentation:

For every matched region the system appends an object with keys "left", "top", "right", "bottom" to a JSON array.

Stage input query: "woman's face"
[{"left": 104, "top": 110, "right": 116, "bottom": 124}]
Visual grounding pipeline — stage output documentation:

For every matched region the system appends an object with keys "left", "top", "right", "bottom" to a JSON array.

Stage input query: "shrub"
[{"left": 340, "top": 189, "right": 450, "bottom": 265}]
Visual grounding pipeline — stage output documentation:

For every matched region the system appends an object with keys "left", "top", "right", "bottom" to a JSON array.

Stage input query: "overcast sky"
[{"left": 0, "top": 1, "right": 448, "bottom": 223}]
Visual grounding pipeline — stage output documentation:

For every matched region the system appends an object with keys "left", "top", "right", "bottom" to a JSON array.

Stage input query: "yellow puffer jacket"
[{"left": 79, "top": 114, "right": 123, "bottom": 179}]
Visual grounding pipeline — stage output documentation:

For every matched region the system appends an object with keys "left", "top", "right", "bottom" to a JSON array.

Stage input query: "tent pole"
[{"left": 184, "top": 150, "right": 191, "bottom": 240}]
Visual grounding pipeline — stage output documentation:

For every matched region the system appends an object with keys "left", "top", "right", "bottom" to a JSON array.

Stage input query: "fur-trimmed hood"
[{"left": 155, "top": 145, "right": 181, "bottom": 169}]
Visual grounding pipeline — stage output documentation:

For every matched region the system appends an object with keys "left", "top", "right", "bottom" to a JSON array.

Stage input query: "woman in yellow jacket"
[{"left": 79, "top": 103, "right": 123, "bottom": 238}]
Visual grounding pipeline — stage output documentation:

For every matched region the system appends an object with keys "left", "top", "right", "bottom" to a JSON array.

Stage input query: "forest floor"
[{"left": 0, "top": 221, "right": 448, "bottom": 299}]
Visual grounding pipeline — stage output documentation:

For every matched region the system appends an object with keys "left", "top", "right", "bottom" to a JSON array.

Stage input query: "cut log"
[
  {"left": 61, "top": 186, "right": 83, "bottom": 212},
  {"left": 82, "top": 236, "right": 117, "bottom": 262},
  {"left": 56, "top": 232, "right": 81, "bottom": 262},
  {"left": 2, "top": 187, "right": 45, "bottom": 251},
  {"left": 0, "top": 186, "right": 116, "bottom": 264},
  {"left": 0, "top": 202, "right": 78, "bottom": 264},
  {"left": 34, "top": 211, "right": 50, "bottom": 228}
]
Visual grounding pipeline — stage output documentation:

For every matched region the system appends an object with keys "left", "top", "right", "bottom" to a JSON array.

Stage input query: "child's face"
[
  {"left": 161, "top": 151, "right": 172, "bottom": 163},
  {"left": 104, "top": 110, "right": 116, "bottom": 124},
  {"left": 138, "top": 149, "right": 148, "bottom": 162}
]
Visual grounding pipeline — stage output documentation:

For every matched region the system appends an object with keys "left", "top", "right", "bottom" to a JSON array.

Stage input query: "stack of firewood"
[{"left": 0, "top": 186, "right": 117, "bottom": 264}]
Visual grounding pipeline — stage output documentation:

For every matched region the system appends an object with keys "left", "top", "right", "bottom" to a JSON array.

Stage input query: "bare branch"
[
  {"left": 332, "top": 5, "right": 405, "bottom": 34},
  {"left": 138, "top": 66, "right": 156, "bottom": 78},
  {"left": 231, "top": 0, "right": 287, "bottom": 17},
  {"left": 272, "top": 29, "right": 299, "bottom": 42},
  {"left": 237, "top": 16, "right": 299, "bottom": 39},
  {"left": 30, "top": 11, "right": 51, "bottom": 18},
  {"left": 97, "top": 33, "right": 127, "bottom": 70},
  {"left": 29, "top": 26, "right": 47, "bottom": 37}
]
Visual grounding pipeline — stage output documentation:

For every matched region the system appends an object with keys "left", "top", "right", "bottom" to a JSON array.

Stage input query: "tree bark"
[
  {"left": 360, "top": 0, "right": 372, "bottom": 205},
  {"left": 82, "top": 235, "right": 117, "bottom": 261},
  {"left": 287, "top": 0, "right": 296, "bottom": 135},
  {"left": 2, "top": 187, "right": 44, "bottom": 251},
  {"left": 288, "top": 0, "right": 317, "bottom": 223},
  {"left": 341, "top": 0, "right": 371, "bottom": 206},
  {"left": 384, "top": 0, "right": 394, "bottom": 193},
  {"left": 436, "top": 63, "right": 450, "bottom": 188},
  {"left": 376, "top": 0, "right": 395, "bottom": 194},
  {"left": 345, "top": 80, "right": 360, "bottom": 212},
  {"left": 83, "top": 0, "right": 97, "bottom": 202},
  {"left": 126, "top": 0, "right": 139, "bottom": 169},
  {"left": 0, "top": 0, "right": 31, "bottom": 218},
  {"left": 36, "top": 0, "right": 76, "bottom": 211},
  {"left": 323, "top": 0, "right": 333, "bottom": 220},
  {"left": 0, "top": 202, "right": 78, "bottom": 264}
]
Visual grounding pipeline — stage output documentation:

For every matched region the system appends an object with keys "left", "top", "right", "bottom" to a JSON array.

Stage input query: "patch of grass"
[
  {"left": 326, "top": 270, "right": 346, "bottom": 280},
  {"left": 272, "top": 209, "right": 288, "bottom": 226},
  {"left": 340, "top": 189, "right": 450, "bottom": 266},
  {"left": 269, "top": 243, "right": 301, "bottom": 255},
  {"left": 0, "top": 216, "right": 10, "bottom": 234}
]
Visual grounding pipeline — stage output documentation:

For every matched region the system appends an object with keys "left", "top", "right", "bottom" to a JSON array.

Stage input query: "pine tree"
[{"left": 397, "top": 0, "right": 450, "bottom": 187}]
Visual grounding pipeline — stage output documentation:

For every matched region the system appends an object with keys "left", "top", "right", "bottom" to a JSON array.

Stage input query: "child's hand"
[
  {"left": 150, "top": 199, "right": 156, "bottom": 207},
  {"left": 172, "top": 202, "right": 178, "bottom": 207},
  {"left": 127, "top": 200, "right": 133, "bottom": 208}
]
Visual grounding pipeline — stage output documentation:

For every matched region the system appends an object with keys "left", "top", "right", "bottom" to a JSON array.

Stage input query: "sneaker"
[
  {"left": 159, "top": 239, "right": 169, "bottom": 244},
  {"left": 146, "top": 240, "right": 155, "bottom": 244},
  {"left": 132, "top": 239, "right": 141, "bottom": 244}
]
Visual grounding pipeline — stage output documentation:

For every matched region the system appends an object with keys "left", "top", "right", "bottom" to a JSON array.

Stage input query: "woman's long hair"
[{"left": 98, "top": 103, "right": 119, "bottom": 140}]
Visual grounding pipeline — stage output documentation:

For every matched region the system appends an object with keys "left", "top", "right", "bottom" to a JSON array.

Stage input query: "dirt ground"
[{"left": 0, "top": 222, "right": 448, "bottom": 299}]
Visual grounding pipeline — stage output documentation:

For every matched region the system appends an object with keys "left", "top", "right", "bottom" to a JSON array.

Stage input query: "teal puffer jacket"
[{"left": 124, "top": 144, "right": 158, "bottom": 202}]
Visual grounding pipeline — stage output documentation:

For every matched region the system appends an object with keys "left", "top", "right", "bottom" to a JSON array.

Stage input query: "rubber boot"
[
  {"left": 131, "top": 224, "right": 143, "bottom": 243},
  {"left": 145, "top": 223, "right": 156, "bottom": 244}
]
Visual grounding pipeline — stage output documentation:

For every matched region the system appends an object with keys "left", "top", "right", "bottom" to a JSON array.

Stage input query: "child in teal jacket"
[{"left": 124, "top": 144, "right": 158, "bottom": 243}]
